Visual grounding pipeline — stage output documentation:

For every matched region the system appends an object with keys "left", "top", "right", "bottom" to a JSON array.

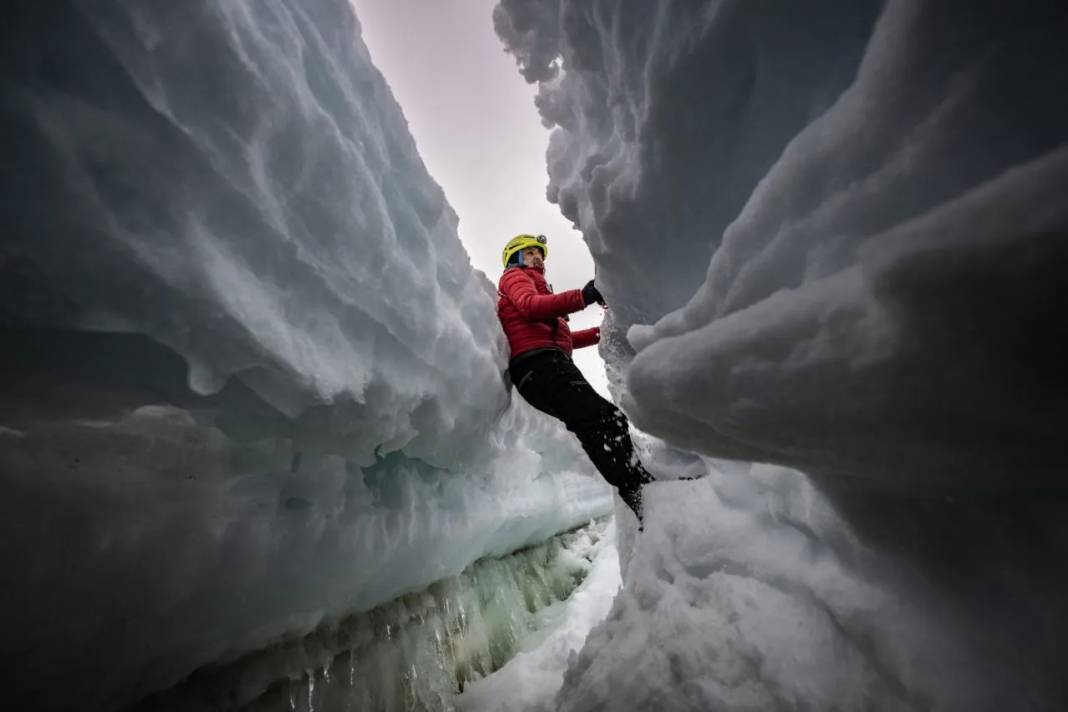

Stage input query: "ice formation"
[
  {"left": 495, "top": 0, "right": 1068, "bottom": 709},
  {"left": 1, "top": 2, "right": 611, "bottom": 709},
  {"left": 458, "top": 520, "right": 621, "bottom": 712},
  {"left": 5, "top": 0, "right": 1068, "bottom": 708},
  {"left": 131, "top": 519, "right": 612, "bottom": 712}
]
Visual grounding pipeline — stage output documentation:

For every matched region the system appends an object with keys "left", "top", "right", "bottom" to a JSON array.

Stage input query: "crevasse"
[{"left": 0, "top": 1, "right": 611, "bottom": 710}]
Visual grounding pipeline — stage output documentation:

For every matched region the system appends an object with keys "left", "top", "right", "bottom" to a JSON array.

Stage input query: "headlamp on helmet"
[{"left": 502, "top": 234, "right": 548, "bottom": 268}]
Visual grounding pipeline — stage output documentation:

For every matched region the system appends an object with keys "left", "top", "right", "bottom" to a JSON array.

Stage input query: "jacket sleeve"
[
  {"left": 571, "top": 327, "right": 601, "bottom": 350},
  {"left": 500, "top": 269, "right": 586, "bottom": 320}
]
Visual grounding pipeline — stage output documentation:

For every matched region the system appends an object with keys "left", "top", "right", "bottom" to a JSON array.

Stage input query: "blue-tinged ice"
[{"left": 0, "top": 2, "right": 610, "bottom": 709}]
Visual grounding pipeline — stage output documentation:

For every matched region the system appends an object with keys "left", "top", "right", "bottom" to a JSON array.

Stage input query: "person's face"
[{"left": 522, "top": 246, "right": 544, "bottom": 268}]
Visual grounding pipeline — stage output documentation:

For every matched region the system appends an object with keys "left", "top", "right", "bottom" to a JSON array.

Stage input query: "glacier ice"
[
  {"left": 0, "top": 1, "right": 611, "bottom": 709},
  {"left": 497, "top": 0, "right": 1068, "bottom": 489},
  {"left": 495, "top": 0, "right": 1068, "bottom": 709},
  {"left": 458, "top": 520, "right": 621, "bottom": 712},
  {"left": 129, "top": 519, "right": 612, "bottom": 711},
  {"left": 6, "top": 0, "right": 1068, "bottom": 708}
]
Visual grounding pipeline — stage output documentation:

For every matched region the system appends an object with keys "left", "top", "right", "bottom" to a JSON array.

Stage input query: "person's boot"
[
  {"left": 622, "top": 466, "right": 656, "bottom": 530},
  {"left": 619, "top": 483, "right": 646, "bottom": 531}
]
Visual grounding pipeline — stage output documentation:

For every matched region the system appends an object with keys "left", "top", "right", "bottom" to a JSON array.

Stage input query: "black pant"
[{"left": 509, "top": 349, "right": 653, "bottom": 518}]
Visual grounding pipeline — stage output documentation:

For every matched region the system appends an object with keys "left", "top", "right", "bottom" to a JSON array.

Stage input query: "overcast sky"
[{"left": 351, "top": 0, "right": 609, "bottom": 396}]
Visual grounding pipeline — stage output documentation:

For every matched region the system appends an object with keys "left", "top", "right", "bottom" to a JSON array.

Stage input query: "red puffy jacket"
[{"left": 497, "top": 265, "right": 600, "bottom": 359}]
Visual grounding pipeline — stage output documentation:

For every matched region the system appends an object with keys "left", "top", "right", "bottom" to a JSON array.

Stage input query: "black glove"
[{"left": 581, "top": 280, "right": 605, "bottom": 306}]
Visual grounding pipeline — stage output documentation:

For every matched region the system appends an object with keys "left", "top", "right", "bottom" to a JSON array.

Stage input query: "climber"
[{"left": 497, "top": 233, "right": 655, "bottom": 525}]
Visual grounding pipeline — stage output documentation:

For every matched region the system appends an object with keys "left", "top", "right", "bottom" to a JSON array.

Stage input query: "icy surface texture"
[
  {"left": 558, "top": 473, "right": 998, "bottom": 711},
  {"left": 0, "top": 2, "right": 609, "bottom": 709},
  {"left": 495, "top": 0, "right": 1068, "bottom": 488},
  {"left": 458, "top": 521, "right": 620, "bottom": 712},
  {"left": 496, "top": 0, "right": 1068, "bottom": 708},
  {"left": 131, "top": 519, "right": 610, "bottom": 712}
]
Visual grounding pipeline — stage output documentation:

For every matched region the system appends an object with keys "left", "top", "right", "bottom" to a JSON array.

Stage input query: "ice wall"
[
  {"left": 496, "top": 0, "right": 1068, "bottom": 490},
  {"left": 496, "top": 0, "right": 1068, "bottom": 708},
  {"left": 0, "top": 2, "right": 610, "bottom": 710},
  {"left": 132, "top": 519, "right": 611, "bottom": 712}
]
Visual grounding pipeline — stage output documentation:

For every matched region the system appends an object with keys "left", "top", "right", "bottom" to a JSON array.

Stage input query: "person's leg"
[
  {"left": 570, "top": 406, "right": 654, "bottom": 519},
  {"left": 508, "top": 350, "right": 566, "bottom": 419},
  {"left": 511, "top": 351, "right": 653, "bottom": 521}
]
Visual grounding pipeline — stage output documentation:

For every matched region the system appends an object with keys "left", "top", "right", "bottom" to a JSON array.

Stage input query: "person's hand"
[{"left": 582, "top": 280, "right": 605, "bottom": 307}]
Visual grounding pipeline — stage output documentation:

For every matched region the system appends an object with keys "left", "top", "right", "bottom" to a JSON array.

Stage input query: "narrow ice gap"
[{"left": 4, "top": 1, "right": 1066, "bottom": 711}]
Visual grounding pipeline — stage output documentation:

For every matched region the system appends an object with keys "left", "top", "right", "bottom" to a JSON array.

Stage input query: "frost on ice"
[
  {"left": 496, "top": 0, "right": 1068, "bottom": 709},
  {"left": 0, "top": 2, "right": 610, "bottom": 709}
]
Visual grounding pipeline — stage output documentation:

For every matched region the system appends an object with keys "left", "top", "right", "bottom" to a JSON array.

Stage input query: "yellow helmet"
[{"left": 501, "top": 234, "right": 548, "bottom": 268}]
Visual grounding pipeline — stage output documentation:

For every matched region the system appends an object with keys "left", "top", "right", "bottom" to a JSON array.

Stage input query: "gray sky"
[{"left": 352, "top": 0, "right": 609, "bottom": 396}]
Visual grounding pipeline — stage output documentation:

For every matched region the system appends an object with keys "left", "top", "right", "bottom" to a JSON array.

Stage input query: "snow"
[
  {"left": 496, "top": 0, "right": 1068, "bottom": 489},
  {"left": 5, "top": 0, "right": 1067, "bottom": 708},
  {"left": 458, "top": 521, "right": 621, "bottom": 712},
  {"left": 554, "top": 468, "right": 990, "bottom": 711},
  {"left": 495, "top": 0, "right": 1068, "bottom": 709},
  {"left": 0, "top": 2, "right": 610, "bottom": 709}
]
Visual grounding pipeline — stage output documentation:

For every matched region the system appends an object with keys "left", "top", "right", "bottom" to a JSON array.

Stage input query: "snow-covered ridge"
[
  {"left": 1, "top": 2, "right": 610, "bottom": 709},
  {"left": 495, "top": 0, "right": 1068, "bottom": 708}
]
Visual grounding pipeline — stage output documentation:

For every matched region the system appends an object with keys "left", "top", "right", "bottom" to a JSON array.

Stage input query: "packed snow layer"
[
  {"left": 496, "top": 0, "right": 1068, "bottom": 708},
  {"left": 0, "top": 2, "right": 610, "bottom": 709},
  {"left": 555, "top": 472, "right": 1011, "bottom": 712}
]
